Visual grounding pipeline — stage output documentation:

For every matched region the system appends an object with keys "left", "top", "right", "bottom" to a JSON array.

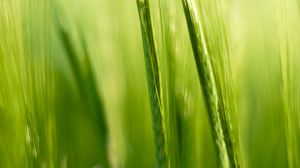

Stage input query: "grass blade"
[
  {"left": 136, "top": 0, "right": 167, "bottom": 167},
  {"left": 56, "top": 19, "right": 110, "bottom": 167},
  {"left": 181, "top": 0, "right": 240, "bottom": 167},
  {"left": 278, "top": 0, "right": 300, "bottom": 166}
]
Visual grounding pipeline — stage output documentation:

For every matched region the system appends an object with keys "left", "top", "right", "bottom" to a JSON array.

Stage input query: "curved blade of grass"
[
  {"left": 56, "top": 19, "right": 110, "bottom": 168},
  {"left": 136, "top": 0, "right": 167, "bottom": 167},
  {"left": 181, "top": 0, "right": 240, "bottom": 167}
]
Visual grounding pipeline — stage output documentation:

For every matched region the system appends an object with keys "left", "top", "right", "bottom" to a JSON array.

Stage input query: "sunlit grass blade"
[
  {"left": 0, "top": 1, "right": 56, "bottom": 167},
  {"left": 181, "top": 0, "right": 240, "bottom": 167},
  {"left": 156, "top": 0, "right": 180, "bottom": 167},
  {"left": 278, "top": 0, "right": 300, "bottom": 167}
]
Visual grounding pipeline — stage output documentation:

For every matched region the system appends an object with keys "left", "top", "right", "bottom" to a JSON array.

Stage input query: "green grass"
[
  {"left": 181, "top": 0, "right": 240, "bottom": 167},
  {"left": 57, "top": 21, "right": 109, "bottom": 167},
  {"left": 136, "top": 0, "right": 167, "bottom": 167},
  {"left": 1, "top": 0, "right": 300, "bottom": 167},
  {"left": 278, "top": 1, "right": 300, "bottom": 167}
]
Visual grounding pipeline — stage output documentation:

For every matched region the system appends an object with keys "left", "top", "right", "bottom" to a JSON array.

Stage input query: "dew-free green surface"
[{"left": 0, "top": 0, "right": 300, "bottom": 167}]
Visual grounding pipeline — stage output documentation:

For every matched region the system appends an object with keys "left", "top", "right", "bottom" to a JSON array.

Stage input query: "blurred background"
[{"left": 0, "top": 0, "right": 300, "bottom": 167}]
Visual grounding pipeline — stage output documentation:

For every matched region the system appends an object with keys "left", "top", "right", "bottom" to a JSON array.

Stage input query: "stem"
[
  {"left": 136, "top": 0, "right": 167, "bottom": 167},
  {"left": 181, "top": 0, "right": 240, "bottom": 167}
]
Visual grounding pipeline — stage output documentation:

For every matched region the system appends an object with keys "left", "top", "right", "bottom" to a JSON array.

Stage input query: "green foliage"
[
  {"left": 182, "top": 0, "right": 240, "bottom": 167},
  {"left": 136, "top": 0, "right": 167, "bottom": 167},
  {"left": 1, "top": 0, "right": 300, "bottom": 168}
]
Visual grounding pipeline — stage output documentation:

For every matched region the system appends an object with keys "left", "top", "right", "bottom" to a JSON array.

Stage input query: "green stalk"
[
  {"left": 157, "top": 0, "right": 180, "bottom": 167},
  {"left": 181, "top": 0, "right": 239, "bottom": 167},
  {"left": 136, "top": 0, "right": 167, "bottom": 167},
  {"left": 57, "top": 24, "right": 110, "bottom": 168}
]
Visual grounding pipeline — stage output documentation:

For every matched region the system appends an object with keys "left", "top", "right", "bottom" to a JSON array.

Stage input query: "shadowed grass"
[{"left": 56, "top": 19, "right": 110, "bottom": 167}]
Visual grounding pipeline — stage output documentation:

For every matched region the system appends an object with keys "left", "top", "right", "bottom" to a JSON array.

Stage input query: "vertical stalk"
[
  {"left": 157, "top": 0, "right": 180, "bottom": 167},
  {"left": 136, "top": 0, "right": 167, "bottom": 167},
  {"left": 181, "top": 0, "right": 240, "bottom": 167}
]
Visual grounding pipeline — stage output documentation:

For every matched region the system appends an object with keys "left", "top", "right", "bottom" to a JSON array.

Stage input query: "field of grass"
[{"left": 1, "top": 0, "right": 300, "bottom": 167}]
